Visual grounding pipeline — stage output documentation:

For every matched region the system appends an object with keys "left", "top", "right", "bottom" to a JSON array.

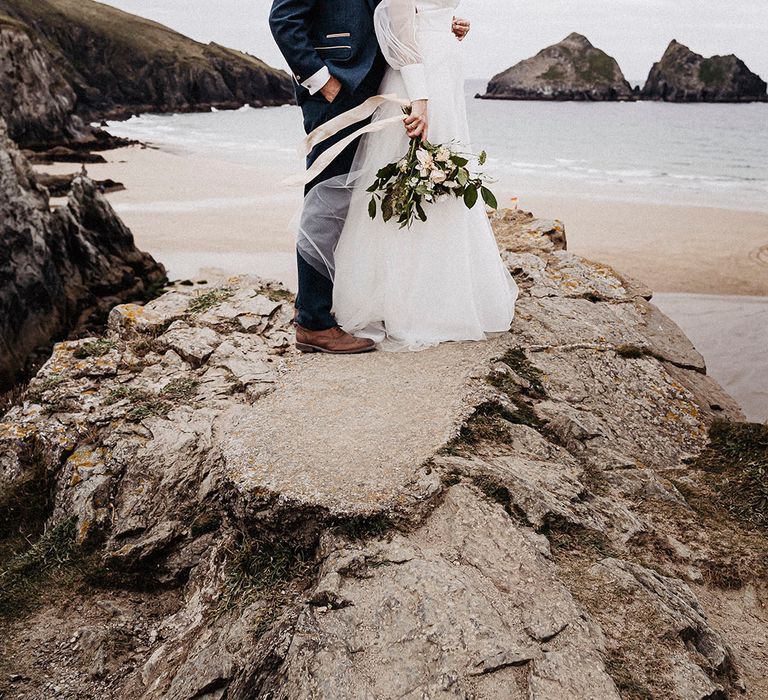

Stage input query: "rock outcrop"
[
  {"left": 2, "top": 209, "right": 767, "bottom": 699},
  {"left": 642, "top": 40, "right": 768, "bottom": 103},
  {"left": 479, "top": 33, "right": 635, "bottom": 101},
  {"left": 0, "top": 0, "right": 294, "bottom": 146},
  {"left": 0, "top": 117, "right": 166, "bottom": 389},
  {"left": 0, "top": 12, "right": 85, "bottom": 145}
]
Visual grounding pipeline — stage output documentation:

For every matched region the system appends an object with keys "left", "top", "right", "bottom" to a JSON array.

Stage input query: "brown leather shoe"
[{"left": 295, "top": 324, "right": 376, "bottom": 355}]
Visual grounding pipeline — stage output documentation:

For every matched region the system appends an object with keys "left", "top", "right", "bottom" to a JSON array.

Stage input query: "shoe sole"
[{"left": 296, "top": 342, "right": 376, "bottom": 355}]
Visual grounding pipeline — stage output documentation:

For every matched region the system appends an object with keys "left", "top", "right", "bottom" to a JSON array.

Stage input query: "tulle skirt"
[{"left": 332, "top": 10, "right": 518, "bottom": 351}]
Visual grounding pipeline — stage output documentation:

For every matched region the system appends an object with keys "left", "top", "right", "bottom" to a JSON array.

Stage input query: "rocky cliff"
[
  {"left": 0, "top": 12, "right": 85, "bottom": 145},
  {"left": 0, "top": 0, "right": 294, "bottom": 146},
  {"left": 642, "top": 40, "right": 768, "bottom": 103},
  {"left": 0, "top": 117, "right": 166, "bottom": 389},
  {"left": 480, "top": 33, "right": 635, "bottom": 101},
  {"left": 1, "top": 208, "right": 766, "bottom": 699}
]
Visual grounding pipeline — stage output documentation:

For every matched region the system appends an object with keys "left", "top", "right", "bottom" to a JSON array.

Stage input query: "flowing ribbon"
[{"left": 282, "top": 93, "right": 411, "bottom": 187}]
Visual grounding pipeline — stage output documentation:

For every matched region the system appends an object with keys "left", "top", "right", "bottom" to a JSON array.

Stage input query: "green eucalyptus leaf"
[
  {"left": 464, "top": 185, "right": 478, "bottom": 209},
  {"left": 480, "top": 186, "right": 498, "bottom": 210}
]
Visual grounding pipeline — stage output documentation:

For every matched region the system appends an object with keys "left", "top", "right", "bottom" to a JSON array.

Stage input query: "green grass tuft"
[
  {"left": 187, "top": 287, "right": 234, "bottom": 314},
  {"left": 261, "top": 287, "right": 294, "bottom": 303},
  {"left": 25, "top": 374, "right": 66, "bottom": 404},
  {"left": 692, "top": 420, "right": 768, "bottom": 529},
  {"left": 217, "top": 537, "right": 314, "bottom": 638},
  {"left": 160, "top": 378, "right": 200, "bottom": 401},
  {"left": 73, "top": 338, "right": 117, "bottom": 359},
  {"left": 0, "top": 518, "right": 78, "bottom": 619},
  {"left": 105, "top": 383, "right": 198, "bottom": 421},
  {"left": 492, "top": 348, "right": 548, "bottom": 400},
  {"left": 126, "top": 400, "right": 172, "bottom": 422}
]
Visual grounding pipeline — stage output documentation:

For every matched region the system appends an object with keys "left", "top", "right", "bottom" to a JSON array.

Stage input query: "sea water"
[
  {"left": 104, "top": 80, "right": 768, "bottom": 213},
  {"left": 101, "top": 83, "right": 768, "bottom": 421}
]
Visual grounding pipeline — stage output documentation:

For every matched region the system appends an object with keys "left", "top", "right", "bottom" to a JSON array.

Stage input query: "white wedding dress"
[{"left": 306, "top": 0, "right": 518, "bottom": 351}]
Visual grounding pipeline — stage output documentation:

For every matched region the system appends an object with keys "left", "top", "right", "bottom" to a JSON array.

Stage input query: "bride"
[{"left": 292, "top": 0, "right": 518, "bottom": 352}]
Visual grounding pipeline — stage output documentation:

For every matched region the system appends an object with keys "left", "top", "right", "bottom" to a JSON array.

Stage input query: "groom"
[
  {"left": 270, "top": 0, "right": 432, "bottom": 354},
  {"left": 270, "top": 0, "right": 386, "bottom": 354}
]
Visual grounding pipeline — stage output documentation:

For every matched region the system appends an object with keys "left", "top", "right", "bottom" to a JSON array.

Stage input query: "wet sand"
[{"left": 654, "top": 293, "right": 768, "bottom": 424}]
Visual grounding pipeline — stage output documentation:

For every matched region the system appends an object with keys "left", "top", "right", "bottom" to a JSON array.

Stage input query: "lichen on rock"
[
  {"left": 1, "top": 209, "right": 766, "bottom": 699},
  {"left": 480, "top": 33, "right": 636, "bottom": 102}
]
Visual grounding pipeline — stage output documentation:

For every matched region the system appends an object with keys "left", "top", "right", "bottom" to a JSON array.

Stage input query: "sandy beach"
[
  {"left": 39, "top": 145, "right": 768, "bottom": 296},
  {"left": 36, "top": 144, "right": 768, "bottom": 422}
]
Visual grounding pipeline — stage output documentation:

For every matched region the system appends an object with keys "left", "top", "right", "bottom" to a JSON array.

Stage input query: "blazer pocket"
[{"left": 314, "top": 44, "right": 352, "bottom": 62}]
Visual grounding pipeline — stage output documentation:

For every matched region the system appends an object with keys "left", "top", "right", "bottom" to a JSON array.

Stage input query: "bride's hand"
[
  {"left": 452, "top": 17, "right": 470, "bottom": 41},
  {"left": 404, "top": 99, "right": 429, "bottom": 141}
]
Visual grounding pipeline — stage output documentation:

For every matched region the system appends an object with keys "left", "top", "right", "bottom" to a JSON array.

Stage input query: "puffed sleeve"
[{"left": 374, "top": 0, "right": 428, "bottom": 102}]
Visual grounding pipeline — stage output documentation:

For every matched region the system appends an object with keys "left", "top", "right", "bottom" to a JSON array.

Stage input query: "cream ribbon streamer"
[{"left": 282, "top": 93, "right": 411, "bottom": 187}]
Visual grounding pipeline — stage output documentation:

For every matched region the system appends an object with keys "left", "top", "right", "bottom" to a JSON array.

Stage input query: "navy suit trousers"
[{"left": 295, "top": 63, "right": 384, "bottom": 331}]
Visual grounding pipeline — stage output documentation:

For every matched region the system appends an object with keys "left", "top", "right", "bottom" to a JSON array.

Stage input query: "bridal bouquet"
[{"left": 367, "top": 108, "right": 498, "bottom": 229}]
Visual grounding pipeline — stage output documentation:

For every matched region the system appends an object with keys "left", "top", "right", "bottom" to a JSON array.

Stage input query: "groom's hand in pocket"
[
  {"left": 405, "top": 100, "right": 429, "bottom": 141},
  {"left": 320, "top": 75, "right": 343, "bottom": 103}
]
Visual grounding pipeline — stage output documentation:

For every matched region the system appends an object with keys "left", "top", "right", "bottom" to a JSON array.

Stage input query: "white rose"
[
  {"left": 416, "top": 149, "right": 435, "bottom": 172},
  {"left": 435, "top": 147, "right": 451, "bottom": 163},
  {"left": 430, "top": 169, "right": 448, "bottom": 184}
]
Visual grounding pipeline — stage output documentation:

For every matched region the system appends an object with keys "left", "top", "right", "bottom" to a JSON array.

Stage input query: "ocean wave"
[
  {"left": 98, "top": 106, "right": 768, "bottom": 212},
  {"left": 497, "top": 159, "right": 768, "bottom": 189}
]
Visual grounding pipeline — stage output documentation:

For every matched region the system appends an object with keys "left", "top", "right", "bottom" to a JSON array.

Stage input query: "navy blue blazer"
[{"left": 269, "top": 0, "right": 383, "bottom": 105}]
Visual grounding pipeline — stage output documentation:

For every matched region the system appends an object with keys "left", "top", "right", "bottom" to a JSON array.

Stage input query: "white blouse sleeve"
[{"left": 374, "top": 0, "right": 428, "bottom": 102}]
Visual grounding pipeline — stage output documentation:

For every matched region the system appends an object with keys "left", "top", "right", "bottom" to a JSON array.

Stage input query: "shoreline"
[
  {"left": 37, "top": 144, "right": 768, "bottom": 296},
  {"left": 34, "top": 144, "right": 768, "bottom": 422},
  {"left": 513, "top": 191, "right": 768, "bottom": 298}
]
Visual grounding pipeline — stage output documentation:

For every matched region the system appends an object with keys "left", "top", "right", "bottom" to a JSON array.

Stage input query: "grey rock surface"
[
  {"left": 1, "top": 211, "right": 765, "bottom": 700},
  {"left": 480, "top": 33, "right": 635, "bottom": 102},
  {"left": 641, "top": 40, "right": 767, "bottom": 103},
  {"left": 0, "top": 16, "right": 83, "bottom": 145},
  {"left": 0, "top": 118, "right": 165, "bottom": 388},
  {"left": 221, "top": 336, "right": 507, "bottom": 518}
]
